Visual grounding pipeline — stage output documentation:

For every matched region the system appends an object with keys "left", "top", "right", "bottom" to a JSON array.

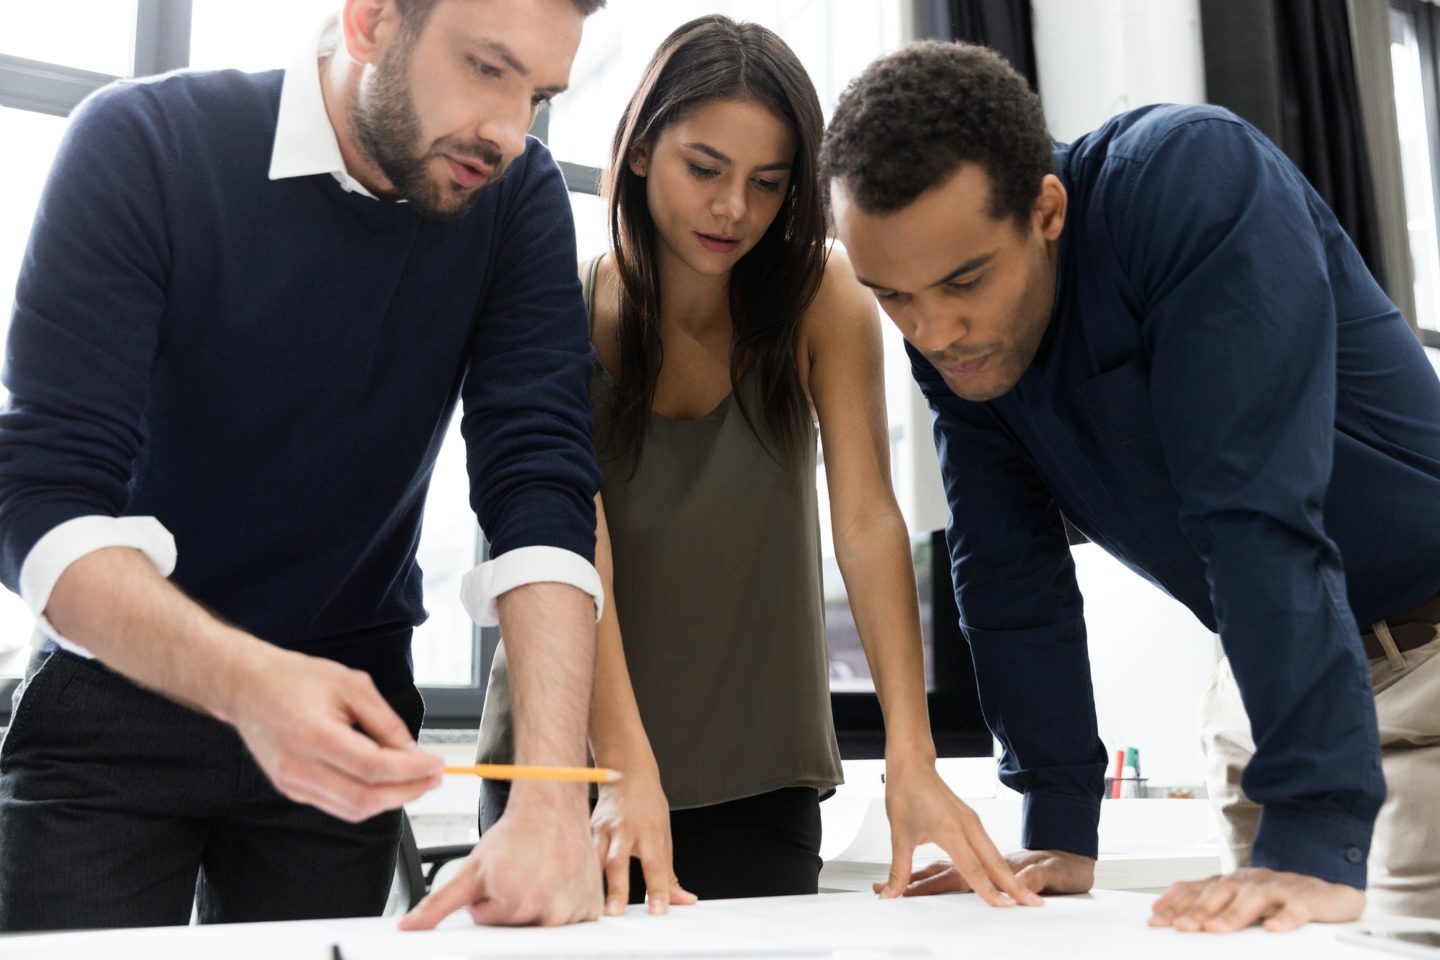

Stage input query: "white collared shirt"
[
  {"left": 20, "top": 27, "right": 603, "bottom": 655},
  {"left": 266, "top": 20, "right": 384, "bottom": 199}
]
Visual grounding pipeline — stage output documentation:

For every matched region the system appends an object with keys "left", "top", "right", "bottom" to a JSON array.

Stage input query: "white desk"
[
  {"left": 819, "top": 786, "right": 1221, "bottom": 894},
  {"left": 0, "top": 890, "right": 1410, "bottom": 959}
]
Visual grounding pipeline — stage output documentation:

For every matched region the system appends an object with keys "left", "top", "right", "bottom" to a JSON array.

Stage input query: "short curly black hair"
[{"left": 820, "top": 41, "right": 1052, "bottom": 224}]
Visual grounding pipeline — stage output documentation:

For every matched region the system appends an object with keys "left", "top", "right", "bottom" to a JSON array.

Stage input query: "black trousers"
[
  {"left": 0, "top": 649, "right": 424, "bottom": 933},
  {"left": 480, "top": 779, "right": 823, "bottom": 902}
]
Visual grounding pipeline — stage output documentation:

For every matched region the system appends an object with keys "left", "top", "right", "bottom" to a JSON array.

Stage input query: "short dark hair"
[{"left": 820, "top": 41, "right": 1052, "bottom": 224}]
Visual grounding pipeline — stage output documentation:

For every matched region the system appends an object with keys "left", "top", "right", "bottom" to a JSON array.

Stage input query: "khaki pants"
[{"left": 1199, "top": 630, "right": 1440, "bottom": 919}]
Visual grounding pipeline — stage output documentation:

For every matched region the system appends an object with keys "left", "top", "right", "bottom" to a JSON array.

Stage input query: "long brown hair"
[{"left": 603, "top": 15, "right": 827, "bottom": 472}]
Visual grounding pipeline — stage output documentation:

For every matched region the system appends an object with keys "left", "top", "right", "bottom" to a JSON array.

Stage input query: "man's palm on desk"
[{"left": 883, "top": 851, "right": 1364, "bottom": 932}]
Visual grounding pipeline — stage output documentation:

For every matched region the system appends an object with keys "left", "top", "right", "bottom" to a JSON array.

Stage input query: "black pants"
[
  {"left": 0, "top": 650, "right": 424, "bottom": 933},
  {"left": 480, "top": 779, "right": 823, "bottom": 902}
]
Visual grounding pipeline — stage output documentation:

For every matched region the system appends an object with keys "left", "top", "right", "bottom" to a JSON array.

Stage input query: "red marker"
[{"left": 1111, "top": 748, "right": 1125, "bottom": 799}]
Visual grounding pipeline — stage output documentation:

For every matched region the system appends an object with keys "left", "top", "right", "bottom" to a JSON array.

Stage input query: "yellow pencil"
[{"left": 442, "top": 763, "right": 623, "bottom": 783}]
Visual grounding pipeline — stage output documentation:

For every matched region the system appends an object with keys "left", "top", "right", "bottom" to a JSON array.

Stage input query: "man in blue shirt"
[
  {"left": 822, "top": 42, "right": 1440, "bottom": 928},
  {"left": 0, "top": 0, "right": 609, "bottom": 932}
]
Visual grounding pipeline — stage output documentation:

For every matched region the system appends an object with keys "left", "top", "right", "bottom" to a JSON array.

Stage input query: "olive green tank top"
[{"left": 475, "top": 256, "right": 842, "bottom": 809}]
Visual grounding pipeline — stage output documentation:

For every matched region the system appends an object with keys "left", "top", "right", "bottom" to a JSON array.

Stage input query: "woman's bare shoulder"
[{"left": 800, "top": 245, "right": 882, "bottom": 348}]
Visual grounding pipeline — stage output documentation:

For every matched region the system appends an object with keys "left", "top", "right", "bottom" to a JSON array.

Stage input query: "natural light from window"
[
  {"left": 0, "top": 107, "right": 70, "bottom": 675},
  {"left": 0, "top": 1, "right": 138, "bottom": 77},
  {"left": 1391, "top": 7, "right": 1440, "bottom": 332},
  {"left": 2, "top": 1, "right": 912, "bottom": 693}
]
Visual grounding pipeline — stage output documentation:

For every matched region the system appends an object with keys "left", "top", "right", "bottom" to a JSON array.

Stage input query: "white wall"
[
  {"left": 1033, "top": 0, "right": 1207, "bottom": 141},
  {"left": 1072, "top": 546, "right": 1223, "bottom": 788}
]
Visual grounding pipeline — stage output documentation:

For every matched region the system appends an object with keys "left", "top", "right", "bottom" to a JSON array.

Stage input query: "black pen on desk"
[{"left": 331, "top": 945, "right": 344, "bottom": 960}]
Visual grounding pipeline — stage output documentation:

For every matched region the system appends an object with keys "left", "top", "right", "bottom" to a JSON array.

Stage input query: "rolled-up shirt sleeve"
[
  {"left": 459, "top": 544, "right": 603, "bottom": 628},
  {"left": 1114, "top": 112, "right": 1384, "bottom": 887},
  {"left": 911, "top": 347, "right": 1109, "bottom": 858},
  {"left": 19, "top": 515, "right": 176, "bottom": 656},
  {"left": 457, "top": 140, "right": 603, "bottom": 622}
]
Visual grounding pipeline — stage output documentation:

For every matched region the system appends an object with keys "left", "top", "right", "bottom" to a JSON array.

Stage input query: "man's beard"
[{"left": 348, "top": 35, "right": 507, "bottom": 221}]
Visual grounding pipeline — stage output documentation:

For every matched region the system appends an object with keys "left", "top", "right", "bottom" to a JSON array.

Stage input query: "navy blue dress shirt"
[{"left": 911, "top": 105, "right": 1440, "bottom": 889}]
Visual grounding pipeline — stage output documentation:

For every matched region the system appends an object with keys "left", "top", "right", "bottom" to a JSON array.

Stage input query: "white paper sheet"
[{"left": 0, "top": 890, "right": 1389, "bottom": 960}]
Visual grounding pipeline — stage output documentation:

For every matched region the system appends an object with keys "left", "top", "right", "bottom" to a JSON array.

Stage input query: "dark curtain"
[
  {"left": 913, "top": 0, "right": 1039, "bottom": 92},
  {"left": 948, "top": 0, "right": 1039, "bottom": 92},
  {"left": 1201, "top": 0, "right": 1384, "bottom": 287}
]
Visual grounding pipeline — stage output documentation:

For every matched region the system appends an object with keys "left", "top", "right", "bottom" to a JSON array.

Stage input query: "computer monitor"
[{"left": 824, "top": 529, "right": 992, "bottom": 759}]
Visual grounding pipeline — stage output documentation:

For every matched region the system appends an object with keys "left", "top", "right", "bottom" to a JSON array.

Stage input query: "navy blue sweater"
[
  {"left": 0, "top": 70, "right": 599, "bottom": 675},
  {"left": 913, "top": 106, "right": 1440, "bottom": 888}
]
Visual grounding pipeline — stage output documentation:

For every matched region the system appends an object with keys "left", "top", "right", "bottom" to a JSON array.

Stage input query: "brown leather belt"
[{"left": 1360, "top": 593, "right": 1440, "bottom": 661}]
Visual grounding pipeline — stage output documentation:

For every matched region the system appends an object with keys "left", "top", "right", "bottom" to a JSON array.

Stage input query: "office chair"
[{"left": 393, "top": 811, "right": 473, "bottom": 910}]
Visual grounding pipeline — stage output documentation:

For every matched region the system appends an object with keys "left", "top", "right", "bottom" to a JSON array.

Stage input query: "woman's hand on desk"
[
  {"left": 881, "top": 847, "right": 1093, "bottom": 900},
  {"left": 590, "top": 766, "right": 698, "bottom": 916},
  {"left": 1147, "top": 868, "right": 1364, "bottom": 933},
  {"left": 876, "top": 763, "right": 1045, "bottom": 907}
]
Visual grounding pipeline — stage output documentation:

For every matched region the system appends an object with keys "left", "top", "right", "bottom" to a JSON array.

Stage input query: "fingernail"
[{"left": 606, "top": 899, "right": 622, "bottom": 916}]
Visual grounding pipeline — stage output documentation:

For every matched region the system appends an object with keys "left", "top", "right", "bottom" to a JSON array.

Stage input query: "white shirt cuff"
[
  {"left": 458, "top": 545, "right": 604, "bottom": 628},
  {"left": 18, "top": 515, "right": 178, "bottom": 657}
]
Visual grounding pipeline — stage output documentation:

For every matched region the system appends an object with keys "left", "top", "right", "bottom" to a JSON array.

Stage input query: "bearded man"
[{"left": 0, "top": 0, "right": 607, "bottom": 931}]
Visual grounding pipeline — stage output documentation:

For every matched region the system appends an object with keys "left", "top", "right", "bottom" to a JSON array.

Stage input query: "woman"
[{"left": 475, "top": 15, "right": 1036, "bottom": 915}]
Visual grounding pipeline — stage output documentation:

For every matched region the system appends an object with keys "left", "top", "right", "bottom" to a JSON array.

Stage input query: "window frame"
[
  {"left": 832, "top": 530, "right": 991, "bottom": 759},
  {"left": 1392, "top": 0, "right": 1440, "bottom": 347},
  {"left": 0, "top": 0, "right": 528, "bottom": 729},
  {"left": 0, "top": 0, "right": 191, "bottom": 118},
  {"left": 0, "top": 0, "right": 190, "bottom": 723},
  {"left": 419, "top": 110, "right": 604, "bottom": 727},
  {"left": 2, "top": 5, "right": 993, "bottom": 762}
]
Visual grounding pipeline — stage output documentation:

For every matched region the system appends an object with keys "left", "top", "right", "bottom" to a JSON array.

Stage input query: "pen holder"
[{"left": 1104, "top": 776, "right": 1149, "bottom": 799}]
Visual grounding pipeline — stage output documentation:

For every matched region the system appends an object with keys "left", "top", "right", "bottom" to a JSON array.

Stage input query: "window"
[
  {"left": 188, "top": 0, "right": 340, "bottom": 72},
  {"left": 1, "top": 4, "right": 938, "bottom": 746},
  {"left": 0, "top": 3, "right": 498, "bottom": 717},
  {"left": 0, "top": 2, "right": 139, "bottom": 78},
  {"left": 0, "top": 105, "right": 70, "bottom": 681},
  {"left": 0, "top": 107, "right": 67, "bottom": 376},
  {"left": 545, "top": 4, "right": 991, "bottom": 757},
  {"left": 569, "top": 191, "right": 609, "bottom": 266},
  {"left": 1391, "top": 0, "right": 1440, "bottom": 340}
]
